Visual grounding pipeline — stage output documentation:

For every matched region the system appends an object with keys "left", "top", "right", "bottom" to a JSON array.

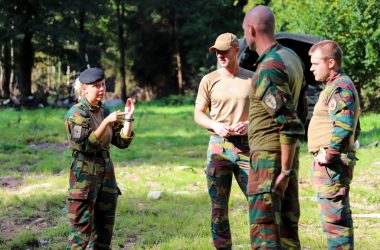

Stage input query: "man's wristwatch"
[{"left": 281, "top": 169, "right": 292, "bottom": 177}]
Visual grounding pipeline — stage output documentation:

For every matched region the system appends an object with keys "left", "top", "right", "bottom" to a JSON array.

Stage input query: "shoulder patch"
[
  {"left": 328, "top": 95, "right": 343, "bottom": 114},
  {"left": 72, "top": 125, "right": 82, "bottom": 139},
  {"left": 328, "top": 98, "right": 337, "bottom": 111},
  {"left": 264, "top": 93, "right": 277, "bottom": 110}
]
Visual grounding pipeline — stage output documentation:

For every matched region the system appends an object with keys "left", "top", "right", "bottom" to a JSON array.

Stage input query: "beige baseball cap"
[{"left": 209, "top": 32, "right": 239, "bottom": 52}]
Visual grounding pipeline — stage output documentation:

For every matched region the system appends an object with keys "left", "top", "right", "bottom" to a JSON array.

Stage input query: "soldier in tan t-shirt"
[{"left": 194, "top": 32, "right": 253, "bottom": 249}]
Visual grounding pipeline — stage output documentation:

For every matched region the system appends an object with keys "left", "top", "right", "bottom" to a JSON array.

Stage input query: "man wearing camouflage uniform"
[
  {"left": 308, "top": 40, "right": 360, "bottom": 249},
  {"left": 65, "top": 68, "right": 135, "bottom": 249},
  {"left": 242, "top": 6, "right": 305, "bottom": 249},
  {"left": 194, "top": 32, "right": 253, "bottom": 250}
]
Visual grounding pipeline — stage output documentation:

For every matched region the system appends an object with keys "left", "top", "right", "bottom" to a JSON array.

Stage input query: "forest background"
[
  {"left": 0, "top": 0, "right": 380, "bottom": 249},
  {"left": 0, "top": 0, "right": 379, "bottom": 110}
]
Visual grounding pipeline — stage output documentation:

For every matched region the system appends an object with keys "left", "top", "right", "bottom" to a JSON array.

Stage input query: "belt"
[
  {"left": 312, "top": 148, "right": 355, "bottom": 156},
  {"left": 211, "top": 134, "right": 248, "bottom": 144},
  {"left": 72, "top": 149, "right": 110, "bottom": 159}
]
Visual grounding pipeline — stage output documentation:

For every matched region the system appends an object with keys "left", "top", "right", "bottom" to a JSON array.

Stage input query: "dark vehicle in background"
[{"left": 237, "top": 32, "right": 324, "bottom": 135}]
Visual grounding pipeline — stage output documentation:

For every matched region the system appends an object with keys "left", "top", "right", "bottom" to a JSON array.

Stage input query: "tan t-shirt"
[{"left": 195, "top": 68, "right": 253, "bottom": 129}]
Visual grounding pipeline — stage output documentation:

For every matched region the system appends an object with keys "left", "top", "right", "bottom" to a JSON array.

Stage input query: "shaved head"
[{"left": 244, "top": 5, "right": 275, "bottom": 35}]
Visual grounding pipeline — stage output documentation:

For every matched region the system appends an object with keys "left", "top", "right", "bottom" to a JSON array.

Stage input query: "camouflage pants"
[
  {"left": 248, "top": 149, "right": 300, "bottom": 250},
  {"left": 66, "top": 151, "right": 120, "bottom": 250},
  {"left": 206, "top": 135, "right": 250, "bottom": 250},
  {"left": 312, "top": 153, "right": 355, "bottom": 250}
]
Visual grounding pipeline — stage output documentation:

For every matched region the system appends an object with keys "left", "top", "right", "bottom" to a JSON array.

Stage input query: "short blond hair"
[{"left": 309, "top": 40, "right": 343, "bottom": 66}]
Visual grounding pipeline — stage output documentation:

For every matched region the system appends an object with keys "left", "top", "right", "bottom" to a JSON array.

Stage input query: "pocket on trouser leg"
[
  {"left": 248, "top": 152, "right": 282, "bottom": 248},
  {"left": 319, "top": 185, "right": 352, "bottom": 225},
  {"left": 67, "top": 158, "right": 98, "bottom": 225},
  {"left": 66, "top": 187, "right": 93, "bottom": 249},
  {"left": 247, "top": 151, "right": 279, "bottom": 195},
  {"left": 248, "top": 156, "right": 278, "bottom": 225}
]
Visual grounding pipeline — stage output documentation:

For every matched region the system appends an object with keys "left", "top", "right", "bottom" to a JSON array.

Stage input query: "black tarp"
[
  {"left": 238, "top": 32, "right": 325, "bottom": 132},
  {"left": 238, "top": 32, "right": 324, "bottom": 87}
]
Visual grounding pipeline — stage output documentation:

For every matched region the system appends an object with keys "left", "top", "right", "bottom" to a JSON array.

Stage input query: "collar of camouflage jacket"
[
  {"left": 326, "top": 68, "right": 345, "bottom": 86},
  {"left": 254, "top": 42, "right": 280, "bottom": 68},
  {"left": 81, "top": 98, "right": 103, "bottom": 112}
]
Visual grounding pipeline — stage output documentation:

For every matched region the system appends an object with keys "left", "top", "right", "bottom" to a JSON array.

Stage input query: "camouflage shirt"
[
  {"left": 248, "top": 42, "right": 305, "bottom": 152},
  {"left": 308, "top": 69, "right": 360, "bottom": 162},
  {"left": 64, "top": 98, "right": 134, "bottom": 153}
]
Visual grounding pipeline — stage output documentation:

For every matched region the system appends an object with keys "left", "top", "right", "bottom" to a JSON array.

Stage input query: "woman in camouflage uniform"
[{"left": 64, "top": 68, "right": 135, "bottom": 249}]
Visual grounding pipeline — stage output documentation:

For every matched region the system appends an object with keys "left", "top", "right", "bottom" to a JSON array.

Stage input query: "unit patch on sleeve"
[
  {"left": 72, "top": 125, "right": 82, "bottom": 139},
  {"left": 328, "top": 98, "right": 337, "bottom": 111},
  {"left": 264, "top": 93, "right": 277, "bottom": 111}
]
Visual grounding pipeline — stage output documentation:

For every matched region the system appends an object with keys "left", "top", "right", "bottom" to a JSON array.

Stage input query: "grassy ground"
[{"left": 0, "top": 104, "right": 379, "bottom": 249}]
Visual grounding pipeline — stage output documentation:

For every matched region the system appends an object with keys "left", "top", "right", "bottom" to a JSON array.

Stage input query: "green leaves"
[{"left": 269, "top": 0, "right": 380, "bottom": 111}]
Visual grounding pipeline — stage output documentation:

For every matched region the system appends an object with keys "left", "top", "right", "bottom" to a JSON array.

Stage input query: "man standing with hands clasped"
[
  {"left": 308, "top": 40, "right": 360, "bottom": 249},
  {"left": 194, "top": 32, "right": 253, "bottom": 250},
  {"left": 242, "top": 5, "right": 305, "bottom": 249}
]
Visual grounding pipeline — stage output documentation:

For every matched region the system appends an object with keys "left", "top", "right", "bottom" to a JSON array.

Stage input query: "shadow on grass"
[{"left": 359, "top": 127, "right": 380, "bottom": 146}]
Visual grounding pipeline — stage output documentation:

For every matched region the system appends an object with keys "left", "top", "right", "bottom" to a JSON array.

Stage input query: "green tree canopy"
[{"left": 267, "top": 0, "right": 380, "bottom": 110}]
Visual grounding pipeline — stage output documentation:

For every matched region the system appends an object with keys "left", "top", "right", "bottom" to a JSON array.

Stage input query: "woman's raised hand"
[
  {"left": 124, "top": 98, "right": 135, "bottom": 118},
  {"left": 105, "top": 110, "right": 128, "bottom": 124}
]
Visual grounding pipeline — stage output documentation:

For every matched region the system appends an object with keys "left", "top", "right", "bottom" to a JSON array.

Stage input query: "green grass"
[{"left": 0, "top": 104, "right": 379, "bottom": 249}]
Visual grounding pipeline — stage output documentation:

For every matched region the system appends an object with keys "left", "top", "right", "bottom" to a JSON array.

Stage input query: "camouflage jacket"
[
  {"left": 64, "top": 98, "right": 134, "bottom": 153},
  {"left": 324, "top": 70, "right": 360, "bottom": 162},
  {"left": 248, "top": 42, "right": 305, "bottom": 152}
]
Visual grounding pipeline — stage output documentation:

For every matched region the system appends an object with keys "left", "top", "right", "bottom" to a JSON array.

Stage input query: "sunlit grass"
[{"left": 0, "top": 104, "right": 379, "bottom": 249}]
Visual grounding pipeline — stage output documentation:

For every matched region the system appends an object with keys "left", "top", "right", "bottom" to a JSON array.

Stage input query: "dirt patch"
[
  {"left": 119, "top": 235, "right": 139, "bottom": 249},
  {"left": 0, "top": 212, "right": 54, "bottom": 241},
  {"left": 28, "top": 141, "right": 69, "bottom": 154},
  {"left": 0, "top": 204, "right": 65, "bottom": 247},
  {"left": 0, "top": 176, "right": 23, "bottom": 189}
]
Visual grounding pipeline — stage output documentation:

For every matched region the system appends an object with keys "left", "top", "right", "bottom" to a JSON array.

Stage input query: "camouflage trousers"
[
  {"left": 66, "top": 151, "right": 120, "bottom": 250},
  {"left": 206, "top": 135, "right": 250, "bottom": 250},
  {"left": 312, "top": 152, "right": 355, "bottom": 250},
  {"left": 248, "top": 149, "right": 300, "bottom": 250}
]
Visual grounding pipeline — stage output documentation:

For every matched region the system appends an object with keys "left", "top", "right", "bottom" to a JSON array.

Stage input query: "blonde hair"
[
  {"left": 73, "top": 77, "right": 85, "bottom": 101},
  {"left": 309, "top": 40, "right": 343, "bottom": 66}
]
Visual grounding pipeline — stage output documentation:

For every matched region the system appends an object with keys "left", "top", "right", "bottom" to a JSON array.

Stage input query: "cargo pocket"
[
  {"left": 101, "top": 186, "right": 120, "bottom": 195},
  {"left": 319, "top": 164, "right": 348, "bottom": 202},
  {"left": 68, "top": 159, "right": 97, "bottom": 200},
  {"left": 250, "top": 192, "right": 275, "bottom": 224},
  {"left": 248, "top": 152, "right": 280, "bottom": 225},
  {"left": 67, "top": 186, "right": 91, "bottom": 200},
  {"left": 247, "top": 152, "right": 279, "bottom": 195},
  {"left": 318, "top": 183, "right": 350, "bottom": 224}
]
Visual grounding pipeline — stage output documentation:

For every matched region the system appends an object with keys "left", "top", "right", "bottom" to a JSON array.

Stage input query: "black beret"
[{"left": 79, "top": 68, "right": 105, "bottom": 84}]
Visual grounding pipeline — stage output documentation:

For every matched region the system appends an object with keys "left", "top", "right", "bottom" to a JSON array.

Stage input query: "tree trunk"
[
  {"left": 172, "top": 13, "right": 183, "bottom": 95},
  {"left": 1, "top": 42, "right": 11, "bottom": 98},
  {"left": 78, "top": 8, "right": 87, "bottom": 67},
  {"left": 18, "top": 31, "right": 34, "bottom": 101},
  {"left": 116, "top": 0, "right": 127, "bottom": 102},
  {"left": 175, "top": 52, "right": 183, "bottom": 95}
]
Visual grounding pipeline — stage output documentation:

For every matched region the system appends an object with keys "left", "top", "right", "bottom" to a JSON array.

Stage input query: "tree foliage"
[
  {"left": 0, "top": 0, "right": 378, "bottom": 110},
  {"left": 269, "top": 0, "right": 380, "bottom": 111},
  {"left": 123, "top": 0, "right": 247, "bottom": 96}
]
